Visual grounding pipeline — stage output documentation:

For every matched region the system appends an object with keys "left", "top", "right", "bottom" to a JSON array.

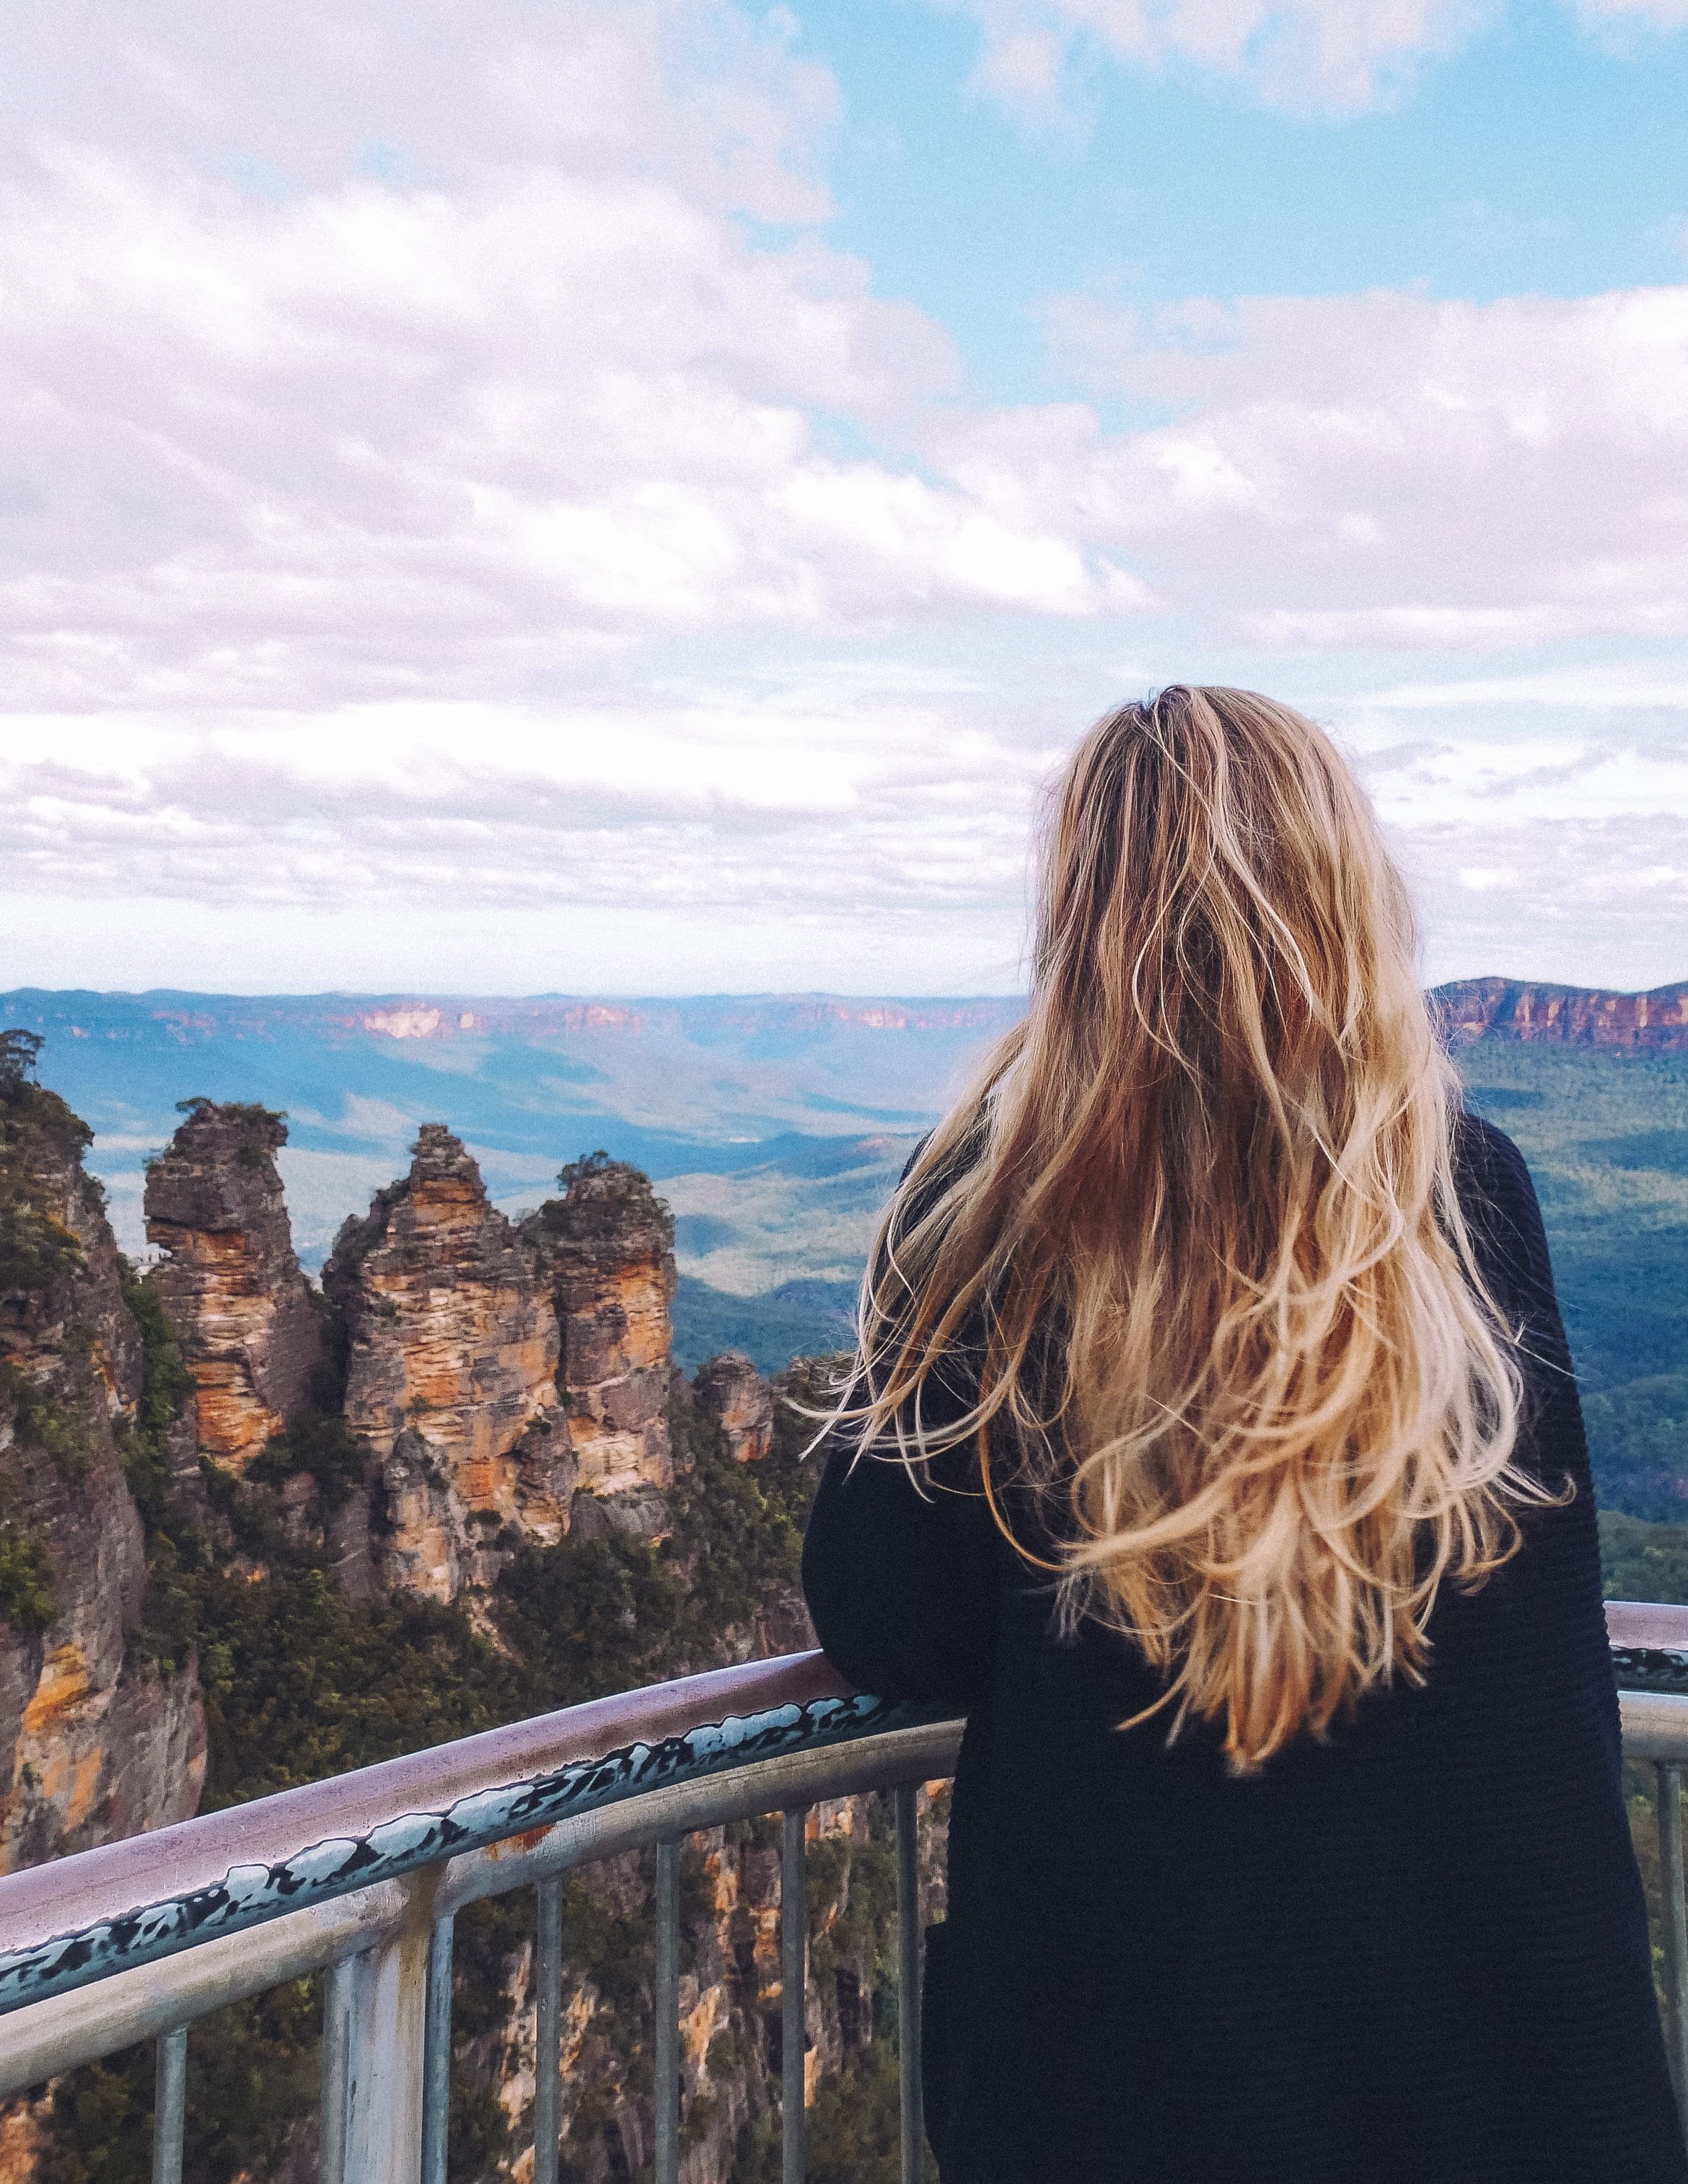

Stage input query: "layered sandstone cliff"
[
  {"left": 324, "top": 1127, "right": 566, "bottom": 1599},
  {"left": 0, "top": 1041, "right": 203, "bottom": 1874},
  {"left": 693, "top": 1350, "right": 775, "bottom": 1464},
  {"left": 522, "top": 1153, "right": 677, "bottom": 1521},
  {"left": 144, "top": 1101, "right": 324, "bottom": 1474},
  {"left": 1436, "top": 977, "right": 1688, "bottom": 1049}
]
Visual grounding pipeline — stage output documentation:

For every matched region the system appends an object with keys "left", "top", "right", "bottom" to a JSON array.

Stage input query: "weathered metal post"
[
  {"left": 533, "top": 1877, "right": 563, "bottom": 2184},
  {"left": 654, "top": 1839, "right": 681, "bottom": 2184},
  {"left": 781, "top": 1807, "right": 809, "bottom": 2184},
  {"left": 320, "top": 1958, "right": 358, "bottom": 2184},
  {"left": 1658, "top": 1763, "right": 1688, "bottom": 2141},
  {"left": 895, "top": 1784, "right": 925, "bottom": 2184},
  {"left": 152, "top": 2027, "right": 187, "bottom": 2184},
  {"left": 420, "top": 1914, "right": 455, "bottom": 2184},
  {"left": 343, "top": 1880, "right": 434, "bottom": 2184}
]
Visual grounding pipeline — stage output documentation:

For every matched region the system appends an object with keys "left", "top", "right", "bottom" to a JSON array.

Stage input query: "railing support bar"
[
  {"left": 151, "top": 2026, "right": 187, "bottom": 2184},
  {"left": 895, "top": 1784, "right": 924, "bottom": 2184},
  {"left": 534, "top": 1876, "right": 563, "bottom": 2184},
  {"left": 343, "top": 1890, "right": 431, "bottom": 2184},
  {"left": 420, "top": 1915, "right": 454, "bottom": 2184},
  {"left": 320, "top": 1959, "right": 356, "bottom": 2184},
  {"left": 1658, "top": 1764, "right": 1688, "bottom": 2139},
  {"left": 655, "top": 1839, "right": 681, "bottom": 2184},
  {"left": 781, "top": 1807, "right": 809, "bottom": 2184}
]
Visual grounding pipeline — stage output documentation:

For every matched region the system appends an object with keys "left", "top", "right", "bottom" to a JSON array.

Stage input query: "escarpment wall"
[
  {"left": 144, "top": 1101, "right": 324, "bottom": 1473},
  {"left": 0, "top": 1052, "right": 204, "bottom": 1877},
  {"left": 1434, "top": 977, "right": 1688, "bottom": 1048}
]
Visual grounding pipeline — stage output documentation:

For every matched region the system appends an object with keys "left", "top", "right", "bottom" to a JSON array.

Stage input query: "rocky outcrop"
[
  {"left": 1435, "top": 977, "right": 1688, "bottom": 1049},
  {"left": 324, "top": 1127, "right": 566, "bottom": 1600},
  {"left": 144, "top": 1101, "right": 324, "bottom": 1474},
  {"left": 522, "top": 1154, "right": 677, "bottom": 1520},
  {"left": 694, "top": 1351, "right": 775, "bottom": 1464},
  {"left": 0, "top": 1036, "right": 204, "bottom": 1874}
]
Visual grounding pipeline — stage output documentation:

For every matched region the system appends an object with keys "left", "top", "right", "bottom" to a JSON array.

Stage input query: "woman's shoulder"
[
  {"left": 1451, "top": 1108, "right": 1547, "bottom": 1268},
  {"left": 1451, "top": 1105, "right": 1532, "bottom": 1199}
]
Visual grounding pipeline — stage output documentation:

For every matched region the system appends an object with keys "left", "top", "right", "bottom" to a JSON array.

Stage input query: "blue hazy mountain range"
[
  {"left": 0, "top": 988, "right": 1021, "bottom": 1369},
  {"left": 3, "top": 987, "right": 1684, "bottom": 1526}
]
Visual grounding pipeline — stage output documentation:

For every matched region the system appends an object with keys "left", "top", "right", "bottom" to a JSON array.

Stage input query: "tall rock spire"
[
  {"left": 324, "top": 1126, "right": 567, "bottom": 1600},
  {"left": 143, "top": 1100, "right": 323, "bottom": 1473},
  {"left": 521, "top": 1152, "right": 677, "bottom": 1520}
]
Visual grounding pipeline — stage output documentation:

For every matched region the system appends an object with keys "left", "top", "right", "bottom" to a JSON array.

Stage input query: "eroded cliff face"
[
  {"left": 324, "top": 1127, "right": 566, "bottom": 1600},
  {"left": 144, "top": 1102, "right": 324, "bottom": 1474},
  {"left": 522, "top": 1154, "right": 677, "bottom": 1523},
  {"left": 0, "top": 1044, "right": 204, "bottom": 1875},
  {"left": 1436, "top": 977, "right": 1688, "bottom": 1048},
  {"left": 693, "top": 1351, "right": 775, "bottom": 1465},
  {"left": 462, "top": 1784, "right": 949, "bottom": 2184}
]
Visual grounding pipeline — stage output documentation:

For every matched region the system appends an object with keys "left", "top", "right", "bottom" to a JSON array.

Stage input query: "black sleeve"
[
  {"left": 1454, "top": 1109, "right": 1594, "bottom": 1503},
  {"left": 801, "top": 1382, "right": 1001, "bottom": 1712},
  {"left": 1446, "top": 1117, "right": 1684, "bottom": 2175}
]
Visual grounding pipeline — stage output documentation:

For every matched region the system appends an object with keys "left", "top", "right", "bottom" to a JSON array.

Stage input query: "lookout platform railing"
[{"left": 4, "top": 1607, "right": 1688, "bottom": 2183}]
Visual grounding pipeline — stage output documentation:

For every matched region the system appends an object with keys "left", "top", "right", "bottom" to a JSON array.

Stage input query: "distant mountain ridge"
[{"left": 1436, "top": 978, "right": 1688, "bottom": 1049}]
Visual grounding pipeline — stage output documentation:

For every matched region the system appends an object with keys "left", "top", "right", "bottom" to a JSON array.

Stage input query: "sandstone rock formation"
[
  {"left": 694, "top": 1349, "right": 775, "bottom": 1463},
  {"left": 324, "top": 1127, "right": 566, "bottom": 1599},
  {"left": 144, "top": 1101, "right": 324, "bottom": 1474},
  {"left": 522, "top": 1153, "right": 677, "bottom": 1522},
  {"left": 1434, "top": 977, "right": 1688, "bottom": 1049},
  {"left": 0, "top": 1036, "right": 204, "bottom": 1874}
]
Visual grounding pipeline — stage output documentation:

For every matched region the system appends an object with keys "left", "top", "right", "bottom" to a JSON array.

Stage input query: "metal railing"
[{"left": 4, "top": 1608, "right": 1688, "bottom": 2183}]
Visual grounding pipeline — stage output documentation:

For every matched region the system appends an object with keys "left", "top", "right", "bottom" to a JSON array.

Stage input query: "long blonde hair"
[{"left": 839, "top": 686, "right": 1533, "bottom": 1769}]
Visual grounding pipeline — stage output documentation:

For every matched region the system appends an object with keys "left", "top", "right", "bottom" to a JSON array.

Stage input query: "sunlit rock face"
[
  {"left": 325, "top": 1126, "right": 566, "bottom": 1600},
  {"left": 1435, "top": 976, "right": 1688, "bottom": 1047},
  {"left": 0, "top": 1062, "right": 204, "bottom": 1874},
  {"left": 521, "top": 1154, "right": 677, "bottom": 1527},
  {"left": 693, "top": 1350, "right": 775, "bottom": 1464},
  {"left": 143, "top": 1101, "right": 324, "bottom": 1474}
]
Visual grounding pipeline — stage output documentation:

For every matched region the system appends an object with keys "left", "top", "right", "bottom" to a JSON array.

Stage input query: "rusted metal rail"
[{"left": 2, "top": 1615, "right": 1688, "bottom": 2183}]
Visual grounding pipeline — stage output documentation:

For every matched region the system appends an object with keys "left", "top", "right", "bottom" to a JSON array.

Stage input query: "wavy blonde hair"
[{"left": 837, "top": 686, "right": 1534, "bottom": 1769}]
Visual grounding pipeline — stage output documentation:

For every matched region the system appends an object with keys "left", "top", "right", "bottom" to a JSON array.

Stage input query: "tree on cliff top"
[
  {"left": 527, "top": 1147, "right": 673, "bottom": 1246},
  {"left": 0, "top": 1029, "right": 93, "bottom": 1294}
]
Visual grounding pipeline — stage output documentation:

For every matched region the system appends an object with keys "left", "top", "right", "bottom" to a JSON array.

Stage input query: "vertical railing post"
[
  {"left": 534, "top": 1877, "right": 563, "bottom": 2184},
  {"left": 420, "top": 1914, "right": 455, "bottom": 2184},
  {"left": 655, "top": 1839, "right": 681, "bottom": 2184},
  {"left": 1658, "top": 1763, "right": 1688, "bottom": 2139},
  {"left": 152, "top": 2027, "right": 187, "bottom": 2184},
  {"left": 895, "top": 1784, "right": 924, "bottom": 2184},
  {"left": 320, "top": 1955, "right": 357, "bottom": 2184},
  {"left": 343, "top": 1888, "right": 433, "bottom": 2184},
  {"left": 781, "top": 1807, "right": 809, "bottom": 2184}
]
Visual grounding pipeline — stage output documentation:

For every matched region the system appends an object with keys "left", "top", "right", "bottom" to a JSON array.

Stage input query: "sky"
[{"left": 1, "top": 0, "right": 1685, "bottom": 998}]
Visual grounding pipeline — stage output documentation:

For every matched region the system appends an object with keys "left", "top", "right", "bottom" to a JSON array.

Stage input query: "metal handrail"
[{"left": 4, "top": 1611, "right": 1688, "bottom": 2182}]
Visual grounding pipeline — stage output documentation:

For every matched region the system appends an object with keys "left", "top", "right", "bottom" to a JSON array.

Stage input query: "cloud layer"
[
  {"left": 1, "top": 0, "right": 1683, "bottom": 995},
  {"left": 940, "top": 0, "right": 1687, "bottom": 115}
]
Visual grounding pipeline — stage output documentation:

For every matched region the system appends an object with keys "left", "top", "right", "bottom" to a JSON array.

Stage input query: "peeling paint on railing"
[
  {"left": 0, "top": 1690, "right": 915, "bottom": 2017},
  {"left": 1611, "top": 1648, "right": 1688, "bottom": 1697}
]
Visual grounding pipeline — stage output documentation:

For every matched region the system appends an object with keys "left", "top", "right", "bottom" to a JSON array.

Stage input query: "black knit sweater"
[{"left": 801, "top": 1116, "right": 1685, "bottom": 2183}]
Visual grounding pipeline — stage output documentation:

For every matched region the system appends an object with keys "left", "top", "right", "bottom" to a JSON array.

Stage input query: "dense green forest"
[{"left": 1458, "top": 1047, "right": 1687, "bottom": 1525}]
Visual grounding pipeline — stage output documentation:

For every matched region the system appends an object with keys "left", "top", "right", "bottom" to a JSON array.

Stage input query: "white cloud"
[
  {"left": 0, "top": 4, "right": 1135, "bottom": 723},
  {"left": 1573, "top": 0, "right": 1688, "bottom": 30},
  {"left": 938, "top": 0, "right": 1489, "bottom": 116},
  {"left": 1, "top": 0, "right": 1684, "bottom": 998},
  {"left": 1005, "top": 283, "right": 1688, "bottom": 645},
  {"left": 937, "top": 0, "right": 1684, "bottom": 117}
]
